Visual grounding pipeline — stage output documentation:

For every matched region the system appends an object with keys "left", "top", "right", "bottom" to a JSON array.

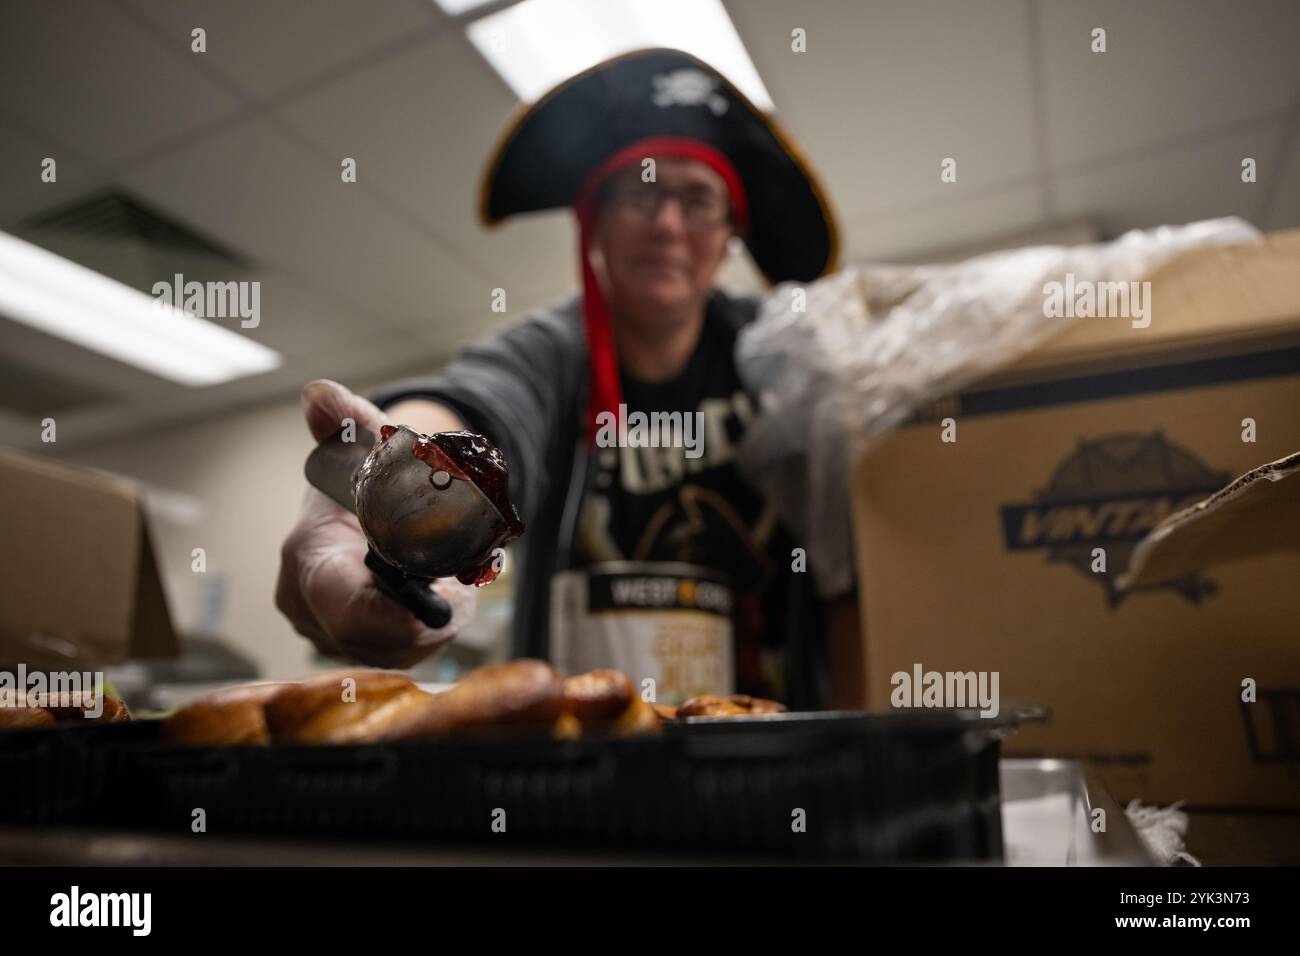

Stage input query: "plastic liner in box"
[{"left": 1, "top": 710, "right": 1009, "bottom": 862}]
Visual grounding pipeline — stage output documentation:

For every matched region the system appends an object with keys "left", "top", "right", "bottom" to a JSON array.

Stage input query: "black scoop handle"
[{"left": 364, "top": 548, "right": 453, "bottom": 630}]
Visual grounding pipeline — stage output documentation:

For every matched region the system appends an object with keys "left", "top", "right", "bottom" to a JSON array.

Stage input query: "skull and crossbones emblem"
[{"left": 651, "top": 69, "right": 729, "bottom": 116}]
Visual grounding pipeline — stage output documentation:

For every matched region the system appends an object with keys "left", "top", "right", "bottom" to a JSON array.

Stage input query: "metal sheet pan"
[{"left": 1000, "top": 759, "right": 1152, "bottom": 866}]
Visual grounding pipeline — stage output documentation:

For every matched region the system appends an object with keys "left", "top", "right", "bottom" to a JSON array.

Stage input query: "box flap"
[
  {"left": 0, "top": 447, "right": 179, "bottom": 666},
  {"left": 132, "top": 521, "right": 180, "bottom": 659},
  {"left": 1119, "top": 450, "right": 1300, "bottom": 590},
  {"left": 1005, "top": 228, "right": 1300, "bottom": 378}
]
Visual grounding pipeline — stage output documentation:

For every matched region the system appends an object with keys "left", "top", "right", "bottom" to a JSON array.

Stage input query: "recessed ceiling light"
[
  {"left": 0, "top": 230, "right": 281, "bottom": 387},
  {"left": 467, "top": 0, "right": 774, "bottom": 109}
]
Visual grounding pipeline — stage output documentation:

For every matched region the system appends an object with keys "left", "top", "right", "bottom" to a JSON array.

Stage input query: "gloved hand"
[{"left": 275, "top": 379, "right": 477, "bottom": 668}]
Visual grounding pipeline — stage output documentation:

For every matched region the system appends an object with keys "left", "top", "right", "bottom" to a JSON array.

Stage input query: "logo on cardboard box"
[
  {"left": 999, "top": 432, "right": 1229, "bottom": 606},
  {"left": 1240, "top": 689, "right": 1300, "bottom": 762}
]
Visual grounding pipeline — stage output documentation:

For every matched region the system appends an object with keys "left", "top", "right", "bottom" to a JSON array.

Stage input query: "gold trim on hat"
[{"left": 476, "top": 47, "right": 840, "bottom": 281}]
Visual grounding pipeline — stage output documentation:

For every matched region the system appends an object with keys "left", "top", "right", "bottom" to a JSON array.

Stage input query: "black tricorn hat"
[{"left": 479, "top": 48, "right": 839, "bottom": 284}]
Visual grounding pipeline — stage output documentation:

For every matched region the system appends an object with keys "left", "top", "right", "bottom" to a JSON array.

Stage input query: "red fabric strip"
[{"left": 572, "top": 136, "right": 749, "bottom": 447}]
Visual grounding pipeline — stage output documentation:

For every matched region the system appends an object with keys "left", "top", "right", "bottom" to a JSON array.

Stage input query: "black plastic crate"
[
  {"left": 0, "top": 719, "right": 157, "bottom": 824},
  {"left": 1, "top": 710, "right": 1009, "bottom": 862}
]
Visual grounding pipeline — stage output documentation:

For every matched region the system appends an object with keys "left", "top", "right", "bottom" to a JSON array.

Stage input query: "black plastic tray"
[
  {"left": 0, "top": 710, "right": 1010, "bottom": 862},
  {"left": 0, "top": 719, "right": 158, "bottom": 825}
]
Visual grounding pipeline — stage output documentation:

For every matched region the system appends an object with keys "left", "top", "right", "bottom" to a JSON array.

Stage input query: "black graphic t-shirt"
[
  {"left": 371, "top": 289, "right": 830, "bottom": 709},
  {"left": 571, "top": 302, "right": 797, "bottom": 700}
]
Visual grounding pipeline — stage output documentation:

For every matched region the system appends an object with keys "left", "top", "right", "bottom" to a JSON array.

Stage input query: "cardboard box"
[
  {"left": 851, "top": 229, "right": 1300, "bottom": 809},
  {"left": 1121, "top": 450, "right": 1300, "bottom": 591},
  {"left": 0, "top": 447, "right": 179, "bottom": 668}
]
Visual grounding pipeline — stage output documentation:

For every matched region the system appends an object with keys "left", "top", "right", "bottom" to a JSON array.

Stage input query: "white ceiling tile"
[
  {"left": 272, "top": 30, "right": 577, "bottom": 299},
  {"left": 0, "top": 309, "right": 305, "bottom": 452},
  {"left": 403, "top": 309, "right": 533, "bottom": 362},
  {"left": 0, "top": 315, "right": 168, "bottom": 410},
  {"left": 1039, "top": 0, "right": 1300, "bottom": 170},
  {"left": 1053, "top": 120, "right": 1286, "bottom": 237},
  {"left": 119, "top": 116, "right": 489, "bottom": 323},
  {"left": 0, "top": 409, "right": 42, "bottom": 450},
  {"left": 0, "top": 0, "right": 243, "bottom": 166},
  {"left": 4, "top": 0, "right": 1297, "bottom": 448},
  {"left": 843, "top": 183, "right": 1046, "bottom": 263},
  {"left": 120, "top": 0, "right": 440, "bottom": 101},
  {"left": 0, "top": 370, "right": 287, "bottom": 452},
  {"left": 1264, "top": 126, "right": 1300, "bottom": 232},
  {"left": 463, "top": 211, "right": 579, "bottom": 310},
  {"left": 295, "top": 325, "right": 445, "bottom": 388},
  {"left": 222, "top": 272, "right": 376, "bottom": 357},
  {"left": 0, "top": 328, "right": 447, "bottom": 454},
  {"left": 725, "top": 0, "right": 1040, "bottom": 222},
  {"left": 0, "top": 122, "right": 112, "bottom": 223}
]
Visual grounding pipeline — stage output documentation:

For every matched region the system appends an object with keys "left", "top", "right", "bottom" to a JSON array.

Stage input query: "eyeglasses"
[{"left": 601, "top": 183, "right": 732, "bottom": 229}]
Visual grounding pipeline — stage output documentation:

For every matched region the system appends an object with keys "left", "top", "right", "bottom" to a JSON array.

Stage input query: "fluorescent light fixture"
[
  {"left": 0, "top": 230, "right": 281, "bottom": 387},
  {"left": 431, "top": 0, "right": 497, "bottom": 16},
  {"left": 468, "top": 0, "right": 774, "bottom": 109}
]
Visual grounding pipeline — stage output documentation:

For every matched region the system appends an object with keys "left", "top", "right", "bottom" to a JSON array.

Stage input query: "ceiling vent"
[
  {"left": 15, "top": 188, "right": 251, "bottom": 300},
  {"left": 0, "top": 189, "right": 257, "bottom": 416},
  {"left": 19, "top": 189, "right": 246, "bottom": 266}
]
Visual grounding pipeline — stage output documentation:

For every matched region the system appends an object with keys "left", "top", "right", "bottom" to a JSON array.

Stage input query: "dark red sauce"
[
  {"left": 423, "top": 431, "right": 524, "bottom": 537},
  {"left": 379, "top": 425, "right": 525, "bottom": 586},
  {"left": 456, "top": 559, "right": 503, "bottom": 587}
]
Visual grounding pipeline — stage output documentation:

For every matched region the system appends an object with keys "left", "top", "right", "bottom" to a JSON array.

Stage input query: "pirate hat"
[{"left": 479, "top": 47, "right": 839, "bottom": 283}]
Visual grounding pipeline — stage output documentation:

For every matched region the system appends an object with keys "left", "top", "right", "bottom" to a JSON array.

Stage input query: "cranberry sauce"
[{"left": 379, "top": 424, "right": 525, "bottom": 541}]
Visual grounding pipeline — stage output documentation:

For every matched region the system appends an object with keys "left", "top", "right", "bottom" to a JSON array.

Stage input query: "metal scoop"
[{"left": 304, "top": 424, "right": 520, "bottom": 630}]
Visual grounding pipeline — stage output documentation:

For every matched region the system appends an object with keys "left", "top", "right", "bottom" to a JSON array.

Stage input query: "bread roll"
[
  {"left": 0, "top": 691, "right": 55, "bottom": 729},
  {"left": 741, "top": 695, "right": 786, "bottom": 715},
  {"left": 609, "top": 695, "right": 661, "bottom": 736},
  {"left": 651, "top": 703, "right": 678, "bottom": 721},
  {"left": 562, "top": 669, "right": 634, "bottom": 721},
  {"left": 0, "top": 688, "right": 130, "bottom": 729},
  {"left": 677, "top": 694, "right": 749, "bottom": 717},
  {"left": 549, "top": 711, "right": 583, "bottom": 740},
  {"left": 376, "top": 659, "right": 563, "bottom": 740},
  {"left": 677, "top": 693, "right": 787, "bottom": 718},
  {"left": 162, "top": 682, "right": 292, "bottom": 746},
  {"left": 47, "top": 692, "right": 131, "bottom": 723},
  {"left": 156, "top": 662, "right": 679, "bottom": 747},
  {"left": 554, "top": 671, "right": 662, "bottom": 738},
  {"left": 264, "top": 671, "right": 431, "bottom": 744}
]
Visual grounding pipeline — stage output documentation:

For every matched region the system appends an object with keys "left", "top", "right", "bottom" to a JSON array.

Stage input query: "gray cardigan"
[{"left": 370, "top": 290, "right": 829, "bottom": 709}]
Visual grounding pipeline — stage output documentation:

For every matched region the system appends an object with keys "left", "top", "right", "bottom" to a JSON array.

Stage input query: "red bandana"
[{"left": 572, "top": 136, "right": 749, "bottom": 447}]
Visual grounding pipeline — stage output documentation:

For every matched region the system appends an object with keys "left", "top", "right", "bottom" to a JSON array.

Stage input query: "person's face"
[{"left": 591, "top": 158, "right": 734, "bottom": 315}]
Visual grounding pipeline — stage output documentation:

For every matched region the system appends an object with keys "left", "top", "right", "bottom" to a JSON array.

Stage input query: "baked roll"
[
  {"left": 156, "top": 662, "right": 675, "bottom": 747},
  {"left": 264, "top": 671, "right": 432, "bottom": 744},
  {"left": 162, "top": 682, "right": 292, "bottom": 746},
  {"left": 0, "top": 691, "right": 55, "bottom": 729},
  {"left": 549, "top": 711, "right": 583, "bottom": 740},
  {"left": 552, "top": 669, "right": 661, "bottom": 738},
  {"left": 376, "top": 659, "right": 564, "bottom": 740},
  {"left": 0, "top": 688, "right": 130, "bottom": 729},
  {"left": 561, "top": 669, "right": 635, "bottom": 722},
  {"left": 609, "top": 696, "right": 660, "bottom": 736},
  {"left": 46, "top": 692, "right": 131, "bottom": 723},
  {"left": 676, "top": 693, "right": 787, "bottom": 718},
  {"left": 651, "top": 703, "right": 679, "bottom": 721}
]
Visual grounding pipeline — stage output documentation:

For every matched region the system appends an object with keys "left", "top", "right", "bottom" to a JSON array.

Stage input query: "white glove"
[{"left": 274, "top": 379, "right": 478, "bottom": 669}]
